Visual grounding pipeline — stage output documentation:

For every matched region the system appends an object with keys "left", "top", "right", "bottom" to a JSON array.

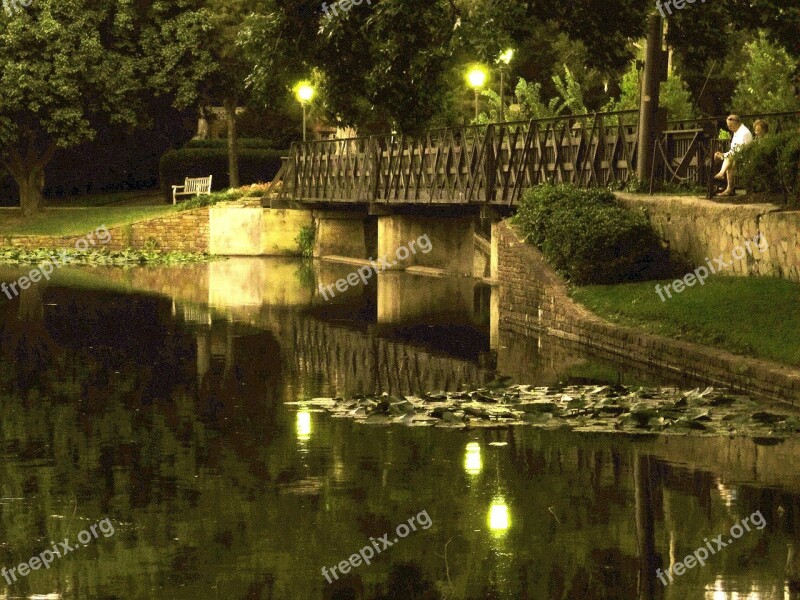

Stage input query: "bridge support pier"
[
  {"left": 314, "top": 211, "right": 368, "bottom": 259},
  {"left": 377, "top": 271, "right": 476, "bottom": 325},
  {"left": 377, "top": 215, "right": 474, "bottom": 276}
]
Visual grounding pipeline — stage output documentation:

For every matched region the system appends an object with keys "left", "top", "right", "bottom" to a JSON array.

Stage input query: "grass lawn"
[
  {"left": 0, "top": 205, "right": 179, "bottom": 236},
  {"left": 43, "top": 189, "right": 164, "bottom": 207},
  {"left": 571, "top": 276, "right": 800, "bottom": 367}
]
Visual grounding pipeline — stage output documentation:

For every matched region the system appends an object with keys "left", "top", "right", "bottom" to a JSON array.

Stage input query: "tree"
[
  {"left": 667, "top": 0, "right": 800, "bottom": 114},
  {"left": 731, "top": 31, "right": 800, "bottom": 114},
  {"left": 0, "top": 0, "right": 212, "bottom": 215},
  {"left": 242, "top": 0, "right": 652, "bottom": 133},
  {"left": 196, "top": 0, "right": 280, "bottom": 189}
]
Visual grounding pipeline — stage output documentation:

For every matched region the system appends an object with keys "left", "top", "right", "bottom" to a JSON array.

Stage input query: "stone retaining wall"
[
  {"left": 1, "top": 208, "right": 210, "bottom": 253},
  {"left": 616, "top": 192, "right": 800, "bottom": 282},
  {"left": 496, "top": 220, "right": 800, "bottom": 405}
]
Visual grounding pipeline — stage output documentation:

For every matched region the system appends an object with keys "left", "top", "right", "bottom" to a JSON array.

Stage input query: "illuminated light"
[
  {"left": 488, "top": 496, "right": 510, "bottom": 533},
  {"left": 294, "top": 81, "right": 315, "bottom": 103},
  {"left": 498, "top": 48, "right": 515, "bottom": 65},
  {"left": 464, "top": 442, "right": 482, "bottom": 475},
  {"left": 296, "top": 409, "right": 312, "bottom": 441},
  {"left": 466, "top": 66, "right": 488, "bottom": 90}
]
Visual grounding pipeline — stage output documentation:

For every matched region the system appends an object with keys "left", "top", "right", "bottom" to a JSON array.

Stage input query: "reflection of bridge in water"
[{"left": 56, "top": 257, "right": 725, "bottom": 399}]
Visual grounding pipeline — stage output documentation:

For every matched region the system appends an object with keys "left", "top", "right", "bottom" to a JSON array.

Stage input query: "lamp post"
[
  {"left": 294, "top": 81, "right": 315, "bottom": 142},
  {"left": 497, "top": 49, "right": 514, "bottom": 122},
  {"left": 466, "top": 66, "right": 488, "bottom": 122}
]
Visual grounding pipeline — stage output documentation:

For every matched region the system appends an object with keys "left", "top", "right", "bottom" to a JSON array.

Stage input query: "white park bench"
[{"left": 172, "top": 176, "right": 213, "bottom": 205}]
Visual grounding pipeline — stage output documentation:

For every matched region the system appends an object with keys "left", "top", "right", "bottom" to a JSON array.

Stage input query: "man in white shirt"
[{"left": 714, "top": 114, "right": 753, "bottom": 196}]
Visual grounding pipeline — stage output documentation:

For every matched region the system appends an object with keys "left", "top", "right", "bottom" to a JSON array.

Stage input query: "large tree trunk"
[
  {"left": 224, "top": 97, "right": 240, "bottom": 189},
  {"left": 3, "top": 143, "right": 54, "bottom": 217},
  {"left": 18, "top": 166, "right": 45, "bottom": 217}
]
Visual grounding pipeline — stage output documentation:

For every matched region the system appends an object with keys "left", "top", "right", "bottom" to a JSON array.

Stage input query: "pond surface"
[{"left": 0, "top": 258, "right": 798, "bottom": 599}]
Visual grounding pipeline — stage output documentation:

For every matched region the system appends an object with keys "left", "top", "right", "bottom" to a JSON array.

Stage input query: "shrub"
[
  {"left": 159, "top": 148, "right": 286, "bottom": 201},
  {"left": 184, "top": 138, "right": 282, "bottom": 150},
  {"left": 296, "top": 225, "right": 315, "bottom": 258},
  {"left": 177, "top": 188, "right": 248, "bottom": 211},
  {"left": 736, "top": 131, "right": 800, "bottom": 204},
  {"left": 513, "top": 184, "right": 670, "bottom": 284}
]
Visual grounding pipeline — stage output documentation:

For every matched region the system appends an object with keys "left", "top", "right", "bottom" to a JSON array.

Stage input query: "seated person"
[
  {"left": 753, "top": 119, "right": 768, "bottom": 139},
  {"left": 714, "top": 114, "right": 753, "bottom": 196}
]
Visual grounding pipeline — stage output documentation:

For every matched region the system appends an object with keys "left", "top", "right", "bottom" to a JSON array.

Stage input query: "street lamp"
[
  {"left": 497, "top": 48, "right": 514, "bottom": 122},
  {"left": 466, "top": 65, "right": 488, "bottom": 122},
  {"left": 294, "top": 81, "right": 315, "bottom": 142}
]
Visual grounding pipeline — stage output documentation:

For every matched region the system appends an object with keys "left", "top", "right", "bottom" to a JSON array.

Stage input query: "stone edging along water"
[{"left": 495, "top": 220, "right": 800, "bottom": 406}]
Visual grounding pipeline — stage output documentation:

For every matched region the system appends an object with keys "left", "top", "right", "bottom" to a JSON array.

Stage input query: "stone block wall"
[
  {"left": 496, "top": 220, "right": 800, "bottom": 404},
  {"left": 616, "top": 193, "right": 800, "bottom": 282},
  {"left": 1, "top": 208, "right": 210, "bottom": 253}
]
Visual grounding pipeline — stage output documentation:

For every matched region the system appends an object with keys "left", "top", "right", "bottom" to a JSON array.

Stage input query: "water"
[{"left": 0, "top": 258, "right": 797, "bottom": 599}]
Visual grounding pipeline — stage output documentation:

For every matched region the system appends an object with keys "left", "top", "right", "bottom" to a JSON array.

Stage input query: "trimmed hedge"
[
  {"left": 184, "top": 137, "right": 282, "bottom": 150},
  {"left": 159, "top": 147, "right": 286, "bottom": 200},
  {"left": 513, "top": 184, "right": 670, "bottom": 284},
  {"left": 736, "top": 131, "right": 800, "bottom": 203}
]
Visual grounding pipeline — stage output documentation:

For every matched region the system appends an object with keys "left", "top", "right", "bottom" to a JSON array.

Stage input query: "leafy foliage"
[
  {"left": 476, "top": 67, "right": 587, "bottom": 124},
  {"left": 605, "top": 62, "right": 697, "bottom": 120},
  {"left": 184, "top": 138, "right": 283, "bottom": 150},
  {"left": 736, "top": 131, "right": 800, "bottom": 204},
  {"left": 0, "top": 0, "right": 213, "bottom": 214},
  {"left": 295, "top": 225, "right": 316, "bottom": 258},
  {"left": 731, "top": 32, "right": 800, "bottom": 114},
  {"left": 0, "top": 247, "right": 219, "bottom": 266},
  {"left": 513, "top": 184, "right": 670, "bottom": 284}
]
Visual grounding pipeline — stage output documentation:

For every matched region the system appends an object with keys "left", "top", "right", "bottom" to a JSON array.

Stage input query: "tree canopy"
[{"left": 0, "top": 0, "right": 212, "bottom": 214}]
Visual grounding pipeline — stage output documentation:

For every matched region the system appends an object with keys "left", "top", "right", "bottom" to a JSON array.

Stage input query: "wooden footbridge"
[
  {"left": 265, "top": 110, "right": 798, "bottom": 276},
  {"left": 270, "top": 110, "right": 798, "bottom": 207}
]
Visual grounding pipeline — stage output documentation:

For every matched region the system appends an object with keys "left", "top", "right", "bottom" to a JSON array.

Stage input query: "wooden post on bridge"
[{"left": 636, "top": 14, "right": 669, "bottom": 186}]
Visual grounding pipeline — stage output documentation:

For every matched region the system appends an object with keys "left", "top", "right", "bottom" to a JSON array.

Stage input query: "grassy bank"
[
  {"left": 571, "top": 276, "right": 800, "bottom": 367},
  {"left": 0, "top": 205, "right": 179, "bottom": 236}
]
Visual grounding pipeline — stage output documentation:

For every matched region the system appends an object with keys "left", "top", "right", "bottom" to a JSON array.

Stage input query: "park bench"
[{"left": 172, "top": 176, "right": 213, "bottom": 205}]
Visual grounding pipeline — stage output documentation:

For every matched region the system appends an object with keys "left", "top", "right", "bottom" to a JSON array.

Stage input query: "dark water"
[{"left": 0, "top": 258, "right": 798, "bottom": 600}]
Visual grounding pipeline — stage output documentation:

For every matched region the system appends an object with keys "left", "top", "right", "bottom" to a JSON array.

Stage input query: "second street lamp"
[
  {"left": 497, "top": 49, "right": 514, "bottom": 122},
  {"left": 466, "top": 66, "right": 488, "bottom": 122},
  {"left": 294, "top": 81, "right": 315, "bottom": 142}
]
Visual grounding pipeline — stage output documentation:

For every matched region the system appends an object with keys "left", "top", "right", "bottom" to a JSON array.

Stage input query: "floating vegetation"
[
  {"left": 288, "top": 385, "right": 800, "bottom": 438},
  {"left": 0, "top": 247, "right": 222, "bottom": 266}
]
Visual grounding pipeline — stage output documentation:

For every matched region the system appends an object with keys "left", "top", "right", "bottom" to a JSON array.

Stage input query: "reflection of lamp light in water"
[
  {"left": 296, "top": 410, "right": 312, "bottom": 442},
  {"left": 488, "top": 496, "right": 510, "bottom": 534},
  {"left": 464, "top": 442, "right": 482, "bottom": 475}
]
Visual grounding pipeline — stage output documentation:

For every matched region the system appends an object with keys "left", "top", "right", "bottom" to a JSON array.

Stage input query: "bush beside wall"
[
  {"left": 159, "top": 148, "right": 286, "bottom": 200},
  {"left": 513, "top": 184, "right": 671, "bottom": 284},
  {"left": 737, "top": 131, "right": 800, "bottom": 203},
  {"left": 184, "top": 138, "right": 283, "bottom": 150}
]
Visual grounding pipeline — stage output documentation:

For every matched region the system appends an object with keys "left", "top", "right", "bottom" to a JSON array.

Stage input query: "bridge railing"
[
  {"left": 279, "top": 109, "right": 799, "bottom": 204},
  {"left": 279, "top": 110, "right": 643, "bottom": 205}
]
